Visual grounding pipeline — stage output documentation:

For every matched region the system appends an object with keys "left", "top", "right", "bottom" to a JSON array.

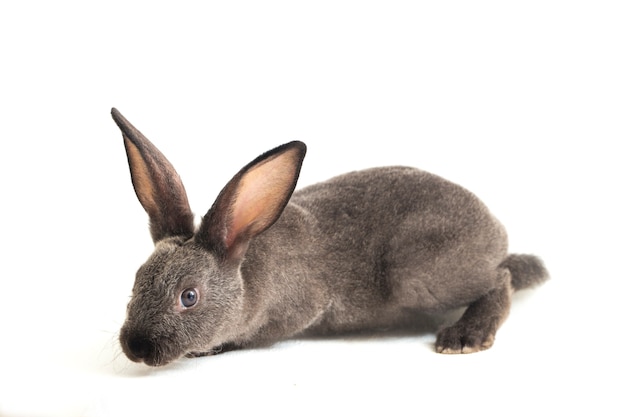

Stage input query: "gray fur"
[{"left": 112, "top": 108, "right": 549, "bottom": 366}]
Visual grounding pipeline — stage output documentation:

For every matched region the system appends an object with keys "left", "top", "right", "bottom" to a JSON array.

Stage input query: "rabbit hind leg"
[{"left": 435, "top": 270, "right": 513, "bottom": 354}]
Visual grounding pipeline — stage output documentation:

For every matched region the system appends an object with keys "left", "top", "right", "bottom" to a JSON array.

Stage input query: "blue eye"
[{"left": 180, "top": 288, "right": 198, "bottom": 308}]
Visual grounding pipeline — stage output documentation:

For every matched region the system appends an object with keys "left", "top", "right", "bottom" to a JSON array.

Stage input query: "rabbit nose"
[{"left": 125, "top": 334, "right": 155, "bottom": 361}]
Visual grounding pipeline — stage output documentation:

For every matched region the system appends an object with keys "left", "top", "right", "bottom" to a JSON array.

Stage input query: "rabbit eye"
[{"left": 180, "top": 288, "right": 199, "bottom": 308}]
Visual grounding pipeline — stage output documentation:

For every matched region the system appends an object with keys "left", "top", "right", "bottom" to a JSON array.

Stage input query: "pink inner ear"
[
  {"left": 226, "top": 150, "right": 299, "bottom": 248},
  {"left": 125, "top": 137, "right": 158, "bottom": 216}
]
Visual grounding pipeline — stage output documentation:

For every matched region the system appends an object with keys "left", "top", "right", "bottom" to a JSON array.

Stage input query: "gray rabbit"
[{"left": 112, "top": 108, "right": 548, "bottom": 367}]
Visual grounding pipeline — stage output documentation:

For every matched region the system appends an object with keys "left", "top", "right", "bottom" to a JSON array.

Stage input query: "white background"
[{"left": 1, "top": 1, "right": 624, "bottom": 416}]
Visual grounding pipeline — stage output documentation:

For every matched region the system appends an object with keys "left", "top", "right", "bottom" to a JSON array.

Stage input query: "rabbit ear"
[
  {"left": 197, "top": 141, "right": 306, "bottom": 261},
  {"left": 111, "top": 108, "right": 195, "bottom": 243}
]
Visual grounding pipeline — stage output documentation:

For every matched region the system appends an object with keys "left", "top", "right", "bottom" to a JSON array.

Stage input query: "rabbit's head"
[
  {"left": 119, "top": 238, "right": 244, "bottom": 366},
  {"left": 112, "top": 109, "right": 306, "bottom": 366}
]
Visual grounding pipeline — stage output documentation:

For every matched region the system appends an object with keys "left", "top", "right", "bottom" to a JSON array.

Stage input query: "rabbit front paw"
[
  {"left": 185, "top": 343, "right": 239, "bottom": 358},
  {"left": 185, "top": 351, "right": 214, "bottom": 358},
  {"left": 435, "top": 325, "right": 495, "bottom": 354}
]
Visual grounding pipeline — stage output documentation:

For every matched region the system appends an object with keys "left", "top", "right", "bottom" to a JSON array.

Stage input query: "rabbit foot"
[
  {"left": 185, "top": 343, "right": 239, "bottom": 358},
  {"left": 185, "top": 351, "right": 213, "bottom": 358},
  {"left": 435, "top": 325, "right": 495, "bottom": 354},
  {"left": 435, "top": 277, "right": 512, "bottom": 354}
]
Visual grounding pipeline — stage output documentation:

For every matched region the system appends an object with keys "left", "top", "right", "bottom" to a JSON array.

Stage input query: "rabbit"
[{"left": 112, "top": 108, "right": 549, "bottom": 367}]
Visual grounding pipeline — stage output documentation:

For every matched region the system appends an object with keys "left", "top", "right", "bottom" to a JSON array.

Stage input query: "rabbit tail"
[{"left": 500, "top": 254, "right": 549, "bottom": 291}]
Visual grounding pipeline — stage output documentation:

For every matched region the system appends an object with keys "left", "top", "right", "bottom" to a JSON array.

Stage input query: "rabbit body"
[
  {"left": 245, "top": 167, "right": 506, "bottom": 337},
  {"left": 112, "top": 109, "right": 548, "bottom": 366}
]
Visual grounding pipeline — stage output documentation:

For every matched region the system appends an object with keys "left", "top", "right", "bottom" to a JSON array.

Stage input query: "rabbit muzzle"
[{"left": 119, "top": 326, "right": 184, "bottom": 367}]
